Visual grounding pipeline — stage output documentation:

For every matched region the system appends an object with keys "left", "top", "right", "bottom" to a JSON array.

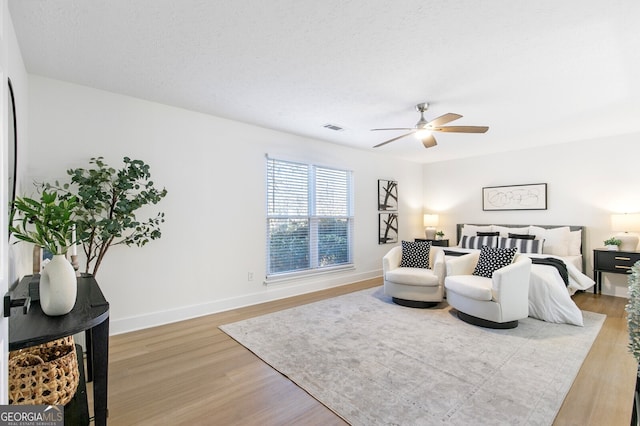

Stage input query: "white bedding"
[{"left": 444, "top": 247, "right": 594, "bottom": 326}]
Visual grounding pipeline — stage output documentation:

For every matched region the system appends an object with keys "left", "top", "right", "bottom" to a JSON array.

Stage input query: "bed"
[{"left": 442, "top": 224, "right": 595, "bottom": 326}]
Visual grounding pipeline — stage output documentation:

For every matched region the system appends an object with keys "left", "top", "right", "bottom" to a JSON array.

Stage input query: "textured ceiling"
[{"left": 8, "top": 0, "right": 640, "bottom": 163}]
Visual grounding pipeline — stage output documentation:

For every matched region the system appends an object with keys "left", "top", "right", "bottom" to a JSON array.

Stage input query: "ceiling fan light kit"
[{"left": 372, "top": 102, "right": 489, "bottom": 149}]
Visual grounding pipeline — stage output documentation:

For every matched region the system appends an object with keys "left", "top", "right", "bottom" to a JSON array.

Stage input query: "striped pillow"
[
  {"left": 460, "top": 235, "right": 498, "bottom": 249},
  {"left": 497, "top": 237, "right": 543, "bottom": 254}
]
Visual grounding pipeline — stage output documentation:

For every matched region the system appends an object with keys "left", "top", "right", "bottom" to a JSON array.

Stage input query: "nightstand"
[
  {"left": 593, "top": 248, "right": 640, "bottom": 294},
  {"left": 415, "top": 238, "right": 449, "bottom": 247}
]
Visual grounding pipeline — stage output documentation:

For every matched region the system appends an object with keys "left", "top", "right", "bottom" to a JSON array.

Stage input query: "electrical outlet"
[{"left": 248, "top": 272, "right": 254, "bottom": 281}]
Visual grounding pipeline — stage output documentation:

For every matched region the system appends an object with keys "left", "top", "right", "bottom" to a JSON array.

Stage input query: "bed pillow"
[
  {"left": 529, "top": 226, "right": 570, "bottom": 256},
  {"left": 493, "top": 226, "right": 530, "bottom": 237},
  {"left": 498, "top": 237, "right": 543, "bottom": 254},
  {"left": 460, "top": 224, "right": 493, "bottom": 238},
  {"left": 568, "top": 229, "right": 582, "bottom": 256},
  {"left": 400, "top": 240, "right": 431, "bottom": 268},
  {"left": 460, "top": 235, "right": 498, "bottom": 250},
  {"left": 508, "top": 233, "right": 536, "bottom": 240},
  {"left": 477, "top": 231, "right": 500, "bottom": 236},
  {"left": 473, "top": 246, "right": 518, "bottom": 278}
]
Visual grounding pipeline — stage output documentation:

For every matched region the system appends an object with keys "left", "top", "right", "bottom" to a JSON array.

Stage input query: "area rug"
[{"left": 220, "top": 287, "right": 605, "bottom": 425}]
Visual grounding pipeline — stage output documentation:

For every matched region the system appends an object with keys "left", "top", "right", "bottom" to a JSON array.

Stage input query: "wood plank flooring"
[{"left": 102, "top": 279, "right": 637, "bottom": 425}]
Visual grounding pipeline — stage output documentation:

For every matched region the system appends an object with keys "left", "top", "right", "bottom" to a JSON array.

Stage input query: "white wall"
[
  {"left": 423, "top": 133, "right": 640, "bottom": 297},
  {"left": 24, "top": 75, "right": 423, "bottom": 334}
]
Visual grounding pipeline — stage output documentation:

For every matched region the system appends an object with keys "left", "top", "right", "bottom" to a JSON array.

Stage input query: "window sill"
[{"left": 264, "top": 264, "right": 355, "bottom": 285}]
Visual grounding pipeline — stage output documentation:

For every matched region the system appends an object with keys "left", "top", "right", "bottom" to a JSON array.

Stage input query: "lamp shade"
[
  {"left": 611, "top": 213, "right": 640, "bottom": 251},
  {"left": 423, "top": 214, "right": 439, "bottom": 227},
  {"left": 611, "top": 213, "right": 640, "bottom": 232}
]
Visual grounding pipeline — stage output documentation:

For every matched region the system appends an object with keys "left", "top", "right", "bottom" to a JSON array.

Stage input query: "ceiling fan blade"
[
  {"left": 426, "top": 113, "right": 462, "bottom": 127},
  {"left": 371, "top": 127, "right": 414, "bottom": 131},
  {"left": 433, "top": 125, "right": 489, "bottom": 133},
  {"left": 421, "top": 133, "right": 437, "bottom": 148},
  {"left": 373, "top": 131, "right": 416, "bottom": 148}
]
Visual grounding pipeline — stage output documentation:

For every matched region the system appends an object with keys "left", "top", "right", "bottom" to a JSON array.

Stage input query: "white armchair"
[
  {"left": 445, "top": 250, "right": 531, "bottom": 328},
  {"left": 383, "top": 245, "right": 445, "bottom": 308}
]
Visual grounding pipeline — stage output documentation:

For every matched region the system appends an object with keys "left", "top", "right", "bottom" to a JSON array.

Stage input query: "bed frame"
[{"left": 454, "top": 224, "right": 587, "bottom": 272}]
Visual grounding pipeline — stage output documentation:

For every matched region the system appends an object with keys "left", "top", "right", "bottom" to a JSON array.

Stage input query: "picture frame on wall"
[
  {"left": 379, "top": 213, "right": 398, "bottom": 244},
  {"left": 482, "top": 183, "right": 547, "bottom": 211},
  {"left": 378, "top": 179, "right": 398, "bottom": 211}
]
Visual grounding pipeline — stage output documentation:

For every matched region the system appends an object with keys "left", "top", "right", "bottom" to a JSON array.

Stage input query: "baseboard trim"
[{"left": 110, "top": 269, "right": 381, "bottom": 335}]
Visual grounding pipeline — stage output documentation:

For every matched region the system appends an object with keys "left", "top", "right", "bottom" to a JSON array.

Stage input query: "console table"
[{"left": 8, "top": 274, "right": 110, "bottom": 425}]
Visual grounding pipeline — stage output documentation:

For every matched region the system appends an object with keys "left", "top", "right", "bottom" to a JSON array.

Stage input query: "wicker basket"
[{"left": 8, "top": 336, "right": 80, "bottom": 406}]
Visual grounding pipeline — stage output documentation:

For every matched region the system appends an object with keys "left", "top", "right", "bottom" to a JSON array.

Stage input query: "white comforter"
[
  {"left": 444, "top": 249, "right": 594, "bottom": 326},
  {"left": 525, "top": 253, "right": 593, "bottom": 326}
]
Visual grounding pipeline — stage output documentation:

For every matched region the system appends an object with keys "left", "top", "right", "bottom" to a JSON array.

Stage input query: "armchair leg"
[
  {"left": 392, "top": 297, "right": 438, "bottom": 309},
  {"left": 456, "top": 310, "right": 518, "bottom": 329}
]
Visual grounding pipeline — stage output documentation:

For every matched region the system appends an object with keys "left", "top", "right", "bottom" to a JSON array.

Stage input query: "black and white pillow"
[
  {"left": 400, "top": 240, "right": 431, "bottom": 269},
  {"left": 498, "top": 237, "right": 543, "bottom": 254},
  {"left": 460, "top": 235, "right": 498, "bottom": 250},
  {"left": 472, "top": 246, "right": 517, "bottom": 278}
]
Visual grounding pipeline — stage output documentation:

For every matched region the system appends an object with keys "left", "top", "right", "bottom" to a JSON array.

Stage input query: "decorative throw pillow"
[
  {"left": 498, "top": 237, "right": 543, "bottom": 254},
  {"left": 460, "top": 235, "right": 498, "bottom": 249},
  {"left": 508, "top": 233, "right": 536, "bottom": 240},
  {"left": 473, "top": 246, "right": 518, "bottom": 278},
  {"left": 477, "top": 231, "right": 500, "bottom": 236},
  {"left": 400, "top": 240, "right": 431, "bottom": 269}
]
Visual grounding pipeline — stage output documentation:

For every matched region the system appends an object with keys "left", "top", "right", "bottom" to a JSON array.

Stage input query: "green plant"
[
  {"left": 625, "top": 261, "right": 640, "bottom": 362},
  {"left": 45, "top": 156, "right": 167, "bottom": 276},
  {"left": 9, "top": 190, "right": 78, "bottom": 255},
  {"left": 435, "top": 230, "right": 445, "bottom": 237},
  {"left": 604, "top": 237, "right": 622, "bottom": 246}
]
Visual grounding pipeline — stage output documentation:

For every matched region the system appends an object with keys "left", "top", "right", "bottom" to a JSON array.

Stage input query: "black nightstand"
[
  {"left": 415, "top": 238, "right": 449, "bottom": 247},
  {"left": 593, "top": 248, "right": 640, "bottom": 294}
]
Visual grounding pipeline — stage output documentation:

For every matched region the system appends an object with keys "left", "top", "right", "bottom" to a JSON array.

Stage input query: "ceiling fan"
[{"left": 372, "top": 103, "right": 489, "bottom": 149}]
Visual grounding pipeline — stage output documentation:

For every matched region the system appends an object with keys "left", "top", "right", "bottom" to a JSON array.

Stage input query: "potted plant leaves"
[
  {"left": 10, "top": 190, "right": 79, "bottom": 315},
  {"left": 604, "top": 237, "right": 622, "bottom": 251},
  {"left": 45, "top": 156, "right": 167, "bottom": 276}
]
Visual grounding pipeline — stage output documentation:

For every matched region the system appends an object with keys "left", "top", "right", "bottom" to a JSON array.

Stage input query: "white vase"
[{"left": 40, "top": 254, "right": 77, "bottom": 316}]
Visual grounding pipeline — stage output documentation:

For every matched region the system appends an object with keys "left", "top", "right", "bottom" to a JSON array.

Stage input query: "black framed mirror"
[{"left": 8, "top": 78, "right": 17, "bottom": 239}]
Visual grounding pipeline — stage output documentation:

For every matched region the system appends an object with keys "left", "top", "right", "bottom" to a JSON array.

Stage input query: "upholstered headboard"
[{"left": 455, "top": 224, "right": 586, "bottom": 271}]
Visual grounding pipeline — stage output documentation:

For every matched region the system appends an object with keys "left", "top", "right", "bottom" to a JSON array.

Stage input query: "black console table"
[{"left": 8, "top": 274, "right": 110, "bottom": 426}]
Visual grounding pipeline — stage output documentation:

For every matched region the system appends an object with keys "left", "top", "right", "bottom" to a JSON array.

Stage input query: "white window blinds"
[{"left": 266, "top": 157, "right": 353, "bottom": 278}]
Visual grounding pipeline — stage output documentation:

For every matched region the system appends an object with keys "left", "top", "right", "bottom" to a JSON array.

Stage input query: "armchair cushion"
[
  {"left": 472, "top": 246, "right": 517, "bottom": 278},
  {"left": 399, "top": 240, "right": 431, "bottom": 268},
  {"left": 386, "top": 267, "right": 440, "bottom": 287},
  {"left": 445, "top": 275, "right": 493, "bottom": 301}
]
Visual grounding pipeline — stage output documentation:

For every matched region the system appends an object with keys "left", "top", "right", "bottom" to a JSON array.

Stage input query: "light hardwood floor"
[{"left": 101, "top": 279, "right": 637, "bottom": 425}]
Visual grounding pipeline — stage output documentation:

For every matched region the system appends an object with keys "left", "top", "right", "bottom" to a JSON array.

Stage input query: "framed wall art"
[
  {"left": 482, "top": 183, "right": 547, "bottom": 211},
  {"left": 378, "top": 179, "right": 398, "bottom": 211},
  {"left": 379, "top": 213, "right": 398, "bottom": 244}
]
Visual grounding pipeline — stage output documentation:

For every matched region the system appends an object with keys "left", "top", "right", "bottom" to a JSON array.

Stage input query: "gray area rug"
[{"left": 220, "top": 287, "right": 605, "bottom": 425}]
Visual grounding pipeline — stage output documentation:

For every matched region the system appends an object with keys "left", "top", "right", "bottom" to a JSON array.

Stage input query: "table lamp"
[
  {"left": 423, "top": 214, "right": 439, "bottom": 239},
  {"left": 611, "top": 213, "right": 640, "bottom": 251}
]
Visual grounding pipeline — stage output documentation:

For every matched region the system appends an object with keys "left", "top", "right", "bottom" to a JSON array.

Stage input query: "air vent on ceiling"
[{"left": 323, "top": 123, "right": 344, "bottom": 131}]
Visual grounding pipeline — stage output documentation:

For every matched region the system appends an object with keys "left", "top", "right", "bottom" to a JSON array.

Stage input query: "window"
[{"left": 266, "top": 157, "right": 353, "bottom": 279}]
